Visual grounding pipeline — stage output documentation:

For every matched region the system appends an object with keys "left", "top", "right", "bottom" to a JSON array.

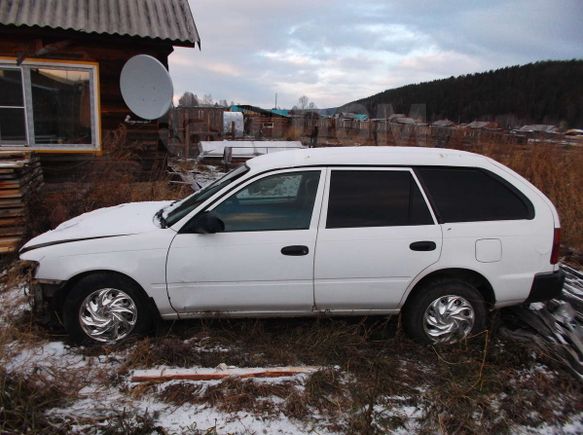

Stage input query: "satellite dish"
[{"left": 120, "top": 55, "right": 174, "bottom": 120}]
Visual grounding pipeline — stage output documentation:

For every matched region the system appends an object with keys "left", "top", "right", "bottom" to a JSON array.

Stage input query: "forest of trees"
[{"left": 340, "top": 60, "right": 583, "bottom": 128}]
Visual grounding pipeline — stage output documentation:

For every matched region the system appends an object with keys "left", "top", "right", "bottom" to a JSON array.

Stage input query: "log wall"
[{"left": 0, "top": 26, "right": 175, "bottom": 181}]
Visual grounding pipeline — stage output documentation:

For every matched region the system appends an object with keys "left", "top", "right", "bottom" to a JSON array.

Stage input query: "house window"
[
  {"left": 0, "top": 61, "right": 99, "bottom": 150},
  {"left": 0, "top": 68, "right": 26, "bottom": 145}
]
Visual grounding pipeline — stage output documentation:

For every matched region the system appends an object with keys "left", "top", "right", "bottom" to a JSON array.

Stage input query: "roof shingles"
[{"left": 0, "top": 0, "right": 200, "bottom": 47}]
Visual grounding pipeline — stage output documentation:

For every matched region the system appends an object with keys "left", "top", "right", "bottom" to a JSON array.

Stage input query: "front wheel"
[
  {"left": 63, "top": 273, "right": 153, "bottom": 345},
  {"left": 403, "top": 279, "right": 487, "bottom": 344}
]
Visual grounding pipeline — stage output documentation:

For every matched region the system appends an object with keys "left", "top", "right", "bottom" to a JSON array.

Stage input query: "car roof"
[{"left": 246, "top": 146, "right": 488, "bottom": 172}]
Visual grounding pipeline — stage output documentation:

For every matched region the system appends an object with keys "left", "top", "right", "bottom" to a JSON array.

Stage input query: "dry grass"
[
  {"left": 0, "top": 368, "right": 74, "bottom": 434},
  {"left": 157, "top": 382, "right": 203, "bottom": 406},
  {"left": 27, "top": 126, "right": 190, "bottom": 236},
  {"left": 158, "top": 377, "right": 298, "bottom": 416},
  {"left": 120, "top": 317, "right": 395, "bottom": 371},
  {"left": 0, "top": 275, "right": 51, "bottom": 356},
  {"left": 418, "top": 334, "right": 583, "bottom": 433},
  {"left": 114, "top": 316, "right": 583, "bottom": 433}
]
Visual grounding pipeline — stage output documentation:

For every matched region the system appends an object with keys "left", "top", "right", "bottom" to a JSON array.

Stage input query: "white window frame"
[
  {"left": 0, "top": 58, "right": 101, "bottom": 153},
  {"left": 0, "top": 64, "right": 27, "bottom": 146}
]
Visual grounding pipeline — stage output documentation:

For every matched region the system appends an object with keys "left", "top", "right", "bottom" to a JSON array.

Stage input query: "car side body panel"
[{"left": 20, "top": 230, "right": 177, "bottom": 316}]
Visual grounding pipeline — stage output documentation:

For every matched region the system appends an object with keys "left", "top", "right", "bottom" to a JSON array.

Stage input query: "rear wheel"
[
  {"left": 403, "top": 279, "right": 487, "bottom": 344},
  {"left": 63, "top": 273, "right": 153, "bottom": 345}
]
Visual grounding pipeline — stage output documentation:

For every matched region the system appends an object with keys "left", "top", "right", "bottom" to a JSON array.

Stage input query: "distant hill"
[
  {"left": 318, "top": 108, "right": 337, "bottom": 117},
  {"left": 339, "top": 60, "right": 583, "bottom": 128}
]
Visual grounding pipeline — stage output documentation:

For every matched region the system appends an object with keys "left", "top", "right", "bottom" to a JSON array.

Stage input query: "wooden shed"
[
  {"left": 168, "top": 106, "right": 225, "bottom": 158},
  {"left": 235, "top": 105, "right": 291, "bottom": 139},
  {"left": 0, "top": 0, "right": 200, "bottom": 180}
]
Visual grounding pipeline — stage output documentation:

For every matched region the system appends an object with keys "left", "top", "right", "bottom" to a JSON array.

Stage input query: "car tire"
[
  {"left": 403, "top": 279, "right": 487, "bottom": 344},
  {"left": 63, "top": 273, "right": 153, "bottom": 345}
]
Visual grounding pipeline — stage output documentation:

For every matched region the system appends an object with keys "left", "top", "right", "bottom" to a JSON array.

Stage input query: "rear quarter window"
[{"left": 415, "top": 167, "right": 534, "bottom": 223}]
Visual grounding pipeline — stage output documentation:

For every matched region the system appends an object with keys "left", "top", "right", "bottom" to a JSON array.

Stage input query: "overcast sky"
[{"left": 168, "top": 0, "right": 582, "bottom": 109}]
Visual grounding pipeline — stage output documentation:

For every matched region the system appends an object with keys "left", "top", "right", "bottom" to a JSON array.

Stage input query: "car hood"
[{"left": 21, "top": 201, "right": 172, "bottom": 253}]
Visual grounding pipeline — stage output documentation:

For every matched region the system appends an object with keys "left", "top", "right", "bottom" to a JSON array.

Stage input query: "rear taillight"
[{"left": 550, "top": 228, "right": 560, "bottom": 264}]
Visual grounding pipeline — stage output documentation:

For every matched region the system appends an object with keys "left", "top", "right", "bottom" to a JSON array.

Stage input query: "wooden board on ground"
[{"left": 131, "top": 366, "right": 320, "bottom": 383}]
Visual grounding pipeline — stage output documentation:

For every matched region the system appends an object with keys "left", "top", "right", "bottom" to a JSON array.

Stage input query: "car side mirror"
[{"left": 184, "top": 211, "right": 225, "bottom": 234}]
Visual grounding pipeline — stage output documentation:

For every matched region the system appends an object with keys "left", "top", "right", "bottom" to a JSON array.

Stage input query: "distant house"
[
  {"left": 465, "top": 121, "right": 498, "bottom": 130},
  {"left": 515, "top": 124, "right": 559, "bottom": 134},
  {"left": 0, "top": 0, "right": 199, "bottom": 177},
  {"left": 231, "top": 105, "right": 291, "bottom": 139},
  {"left": 431, "top": 120, "right": 455, "bottom": 128},
  {"left": 335, "top": 112, "right": 369, "bottom": 122},
  {"left": 168, "top": 106, "right": 224, "bottom": 158},
  {"left": 565, "top": 129, "right": 583, "bottom": 137}
]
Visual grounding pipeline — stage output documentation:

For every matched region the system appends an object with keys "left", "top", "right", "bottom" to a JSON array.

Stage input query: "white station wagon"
[{"left": 20, "top": 147, "right": 564, "bottom": 345}]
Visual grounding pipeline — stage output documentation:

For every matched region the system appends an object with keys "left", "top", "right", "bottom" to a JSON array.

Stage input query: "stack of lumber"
[{"left": 0, "top": 151, "right": 43, "bottom": 253}]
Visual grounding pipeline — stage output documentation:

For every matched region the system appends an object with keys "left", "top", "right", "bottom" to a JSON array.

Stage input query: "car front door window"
[{"left": 211, "top": 171, "right": 321, "bottom": 232}]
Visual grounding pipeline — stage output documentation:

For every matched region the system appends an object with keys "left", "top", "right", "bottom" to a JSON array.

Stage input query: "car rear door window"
[
  {"left": 415, "top": 167, "right": 534, "bottom": 222},
  {"left": 326, "top": 170, "right": 434, "bottom": 229}
]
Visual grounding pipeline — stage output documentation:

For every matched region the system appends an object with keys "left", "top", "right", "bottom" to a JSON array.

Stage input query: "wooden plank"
[
  {"left": 0, "top": 217, "right": 25, "bottom": 227},
  {"left": 0, "top": 198, "right": 25, "bottom": 209},
  {"left": 0, "top": 174, "right": 20, "bottom": 180},
  {"left": 131, "top": 367, "right": 320, "bottom": 383},
  {"left": 0, "top": 168, "right": 43, "bottom": 188},
  {"left": 0, "top": 226, "right": 25, "bottom": 236},
  {"left": 0, "top": 189, "right": 24, "bottom": 199},
  {"left": 0, "top": 208, "right": 24, "bottom": 218},
  {"left": 0, "top": 180, "right": 25, "bottom": 190},
  {"left": 0, "top": 151, "right": 32, "bottom": 159},
  {"left": 0, "top": 244, "right": 19, "bottom": 253},
  {"left": 0, "top": 237, "right": 21, "bottom": 248}
]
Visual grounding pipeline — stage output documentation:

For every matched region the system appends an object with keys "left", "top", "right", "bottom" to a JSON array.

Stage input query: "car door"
[
  {"left": 314, "top": 167, "right": 442, "bottom": 311},
  {"left": 165, "top": 168, "right": 324, "bottom": 315}
]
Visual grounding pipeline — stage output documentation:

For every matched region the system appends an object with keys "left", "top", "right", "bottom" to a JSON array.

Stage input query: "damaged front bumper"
[{"left": 30, "top": 279, "right": 65, "bottom": 326}]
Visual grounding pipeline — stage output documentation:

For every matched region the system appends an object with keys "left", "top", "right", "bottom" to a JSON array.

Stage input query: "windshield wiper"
[{"left": 155, "top": 209, "right": 168, "bottom": 229}]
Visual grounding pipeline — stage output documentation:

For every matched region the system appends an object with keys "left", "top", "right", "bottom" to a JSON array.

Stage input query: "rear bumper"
[{"left": 525, "top": 270, "right": 565, "bottom": 303}]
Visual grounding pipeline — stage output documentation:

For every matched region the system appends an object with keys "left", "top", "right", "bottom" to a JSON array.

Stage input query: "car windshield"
[{"left": 161, "top": 165, "right": 249, "bottom": 227}]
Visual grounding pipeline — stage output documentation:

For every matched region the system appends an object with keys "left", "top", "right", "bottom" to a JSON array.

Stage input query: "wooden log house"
[
  {"left": 0, "top": 0, "right": 200, "bottom": 181},
  {"left": 235, "top": 105, "right": 291, "bottom": 139}
]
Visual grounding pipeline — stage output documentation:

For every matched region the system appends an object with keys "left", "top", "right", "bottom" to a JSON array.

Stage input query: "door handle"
[
  {"left": 281, "top": 245, "right": 309, "bottom": 256},
  {"left": 410, "top": 241, "right": 437, "bottom": 251}
]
